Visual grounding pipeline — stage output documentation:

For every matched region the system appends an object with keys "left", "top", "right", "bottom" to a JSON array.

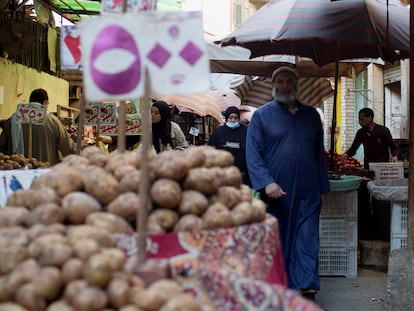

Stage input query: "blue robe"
[{"left": 246, "top": 100, "right": 330, "bottom": 290}]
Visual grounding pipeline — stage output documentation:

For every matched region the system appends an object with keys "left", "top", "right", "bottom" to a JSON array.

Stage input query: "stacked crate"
[
  {"left": 369, "top": 162, "right": 406, "bottom": 251},
  {"left": 319, "top": 190, "right": 358, "bottom": 278},
  {"left": 390, "top": 202, "right": 408, "bottom": 250}
]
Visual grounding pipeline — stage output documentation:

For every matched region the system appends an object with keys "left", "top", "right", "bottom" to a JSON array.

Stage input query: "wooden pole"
[
  {"left": 76, "top": 96, "right": 86, "bottom": 155},
  {"left": 28, "top": 119, "right": 32, "bottom": 158},
  {"left": 407, "top": 1, "right": 413, "bottom": 251},
  {"left": 137, "top": 69, "right": 151, "bottom": 263}
]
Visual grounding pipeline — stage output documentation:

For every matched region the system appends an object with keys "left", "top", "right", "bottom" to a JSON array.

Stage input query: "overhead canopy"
[{"left": 34, "top": 0, "right": 182, "bottom": 22}]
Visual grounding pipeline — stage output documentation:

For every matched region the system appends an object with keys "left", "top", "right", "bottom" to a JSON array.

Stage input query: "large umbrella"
[
  {"left": 216, "top": 0, "right": 409, "bottom": 65},
  {"left": 215, "top": 0, "right": 410, "bottom": 170}
]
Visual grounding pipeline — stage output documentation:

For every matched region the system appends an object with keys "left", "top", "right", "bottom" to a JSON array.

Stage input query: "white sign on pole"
[{"left": 81, "top": 11, "right": 209, "bottom": 102}]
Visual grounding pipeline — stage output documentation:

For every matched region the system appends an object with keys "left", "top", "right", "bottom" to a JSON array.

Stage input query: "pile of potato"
[
  {"left": 0, "top": 153, "right": 50, "bottom": 170},
  {"left": 0, "top": 225, "right": 200, "bottom": 311},
  {"left": 0, "top": 145, "right": 267, "bottom": 310}
]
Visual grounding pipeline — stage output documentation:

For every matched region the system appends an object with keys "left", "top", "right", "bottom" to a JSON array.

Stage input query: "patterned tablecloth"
[{"left": 116, "top": 215, "right": 323, "bottom": 311}]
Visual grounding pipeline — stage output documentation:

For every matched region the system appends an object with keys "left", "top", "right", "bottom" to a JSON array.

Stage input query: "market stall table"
[{"left": 116, "top": 215, "right": 293, "bottom": 309}]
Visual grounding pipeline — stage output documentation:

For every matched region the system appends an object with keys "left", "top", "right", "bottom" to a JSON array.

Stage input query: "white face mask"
[{"left": 226, "top": 121, "right": 240, "bottom": 129}]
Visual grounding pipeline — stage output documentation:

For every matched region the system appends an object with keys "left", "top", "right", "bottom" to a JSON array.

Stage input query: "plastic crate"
[
  {"left": 319, "top": 218, "right": 358, "bottom": 247},
  {"left": 391, "top": 202, "right": 408, "bottom": 234},
  {"left": 319, "top": 247, "right": 357, "bottom": 278},
  {"left": 369, "top": 162, "right": 404, "bottom": 180},
  {"left": 390, "top": 202, "right": 408, "bottom": 251},
  {"left": 390, "top": 233, "right": 407, "bottom": 251},
  {"left": 321, "top": 190, "right": 357, "bottom": 218}
]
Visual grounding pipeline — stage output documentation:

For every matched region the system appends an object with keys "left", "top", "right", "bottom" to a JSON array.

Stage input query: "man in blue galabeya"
[{"left": 246, "top": 66, "right": 330, "bottom": 301}]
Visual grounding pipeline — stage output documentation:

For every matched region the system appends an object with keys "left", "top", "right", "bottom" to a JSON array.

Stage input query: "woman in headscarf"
[
  {"left": 208, "top": 106, "right": 251, "bottom": 186},
  {"left": 151, "top": 100, "right": 189, "bottom": 153}
]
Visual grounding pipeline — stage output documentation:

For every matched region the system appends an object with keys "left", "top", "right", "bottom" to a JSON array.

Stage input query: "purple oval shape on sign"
[{"left": 90, "top": 25, "right": 141, "bottom": 95}]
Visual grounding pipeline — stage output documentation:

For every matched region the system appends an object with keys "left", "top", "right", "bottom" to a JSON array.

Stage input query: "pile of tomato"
[{"left": 324, "top": 151, "right": 363, "bottom": 168}]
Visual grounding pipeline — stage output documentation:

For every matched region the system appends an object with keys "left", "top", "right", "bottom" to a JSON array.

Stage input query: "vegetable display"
[{"left": 0, "top": 145, "right": 268, "bottom": 310}]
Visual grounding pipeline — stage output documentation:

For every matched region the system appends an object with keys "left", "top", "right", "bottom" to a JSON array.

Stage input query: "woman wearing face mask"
[
  {"left": 151, "top": 100, "right": 189, "bottom": 153},
  {"left": 208, "top": 106, "right": 251, "bottom": 186}
]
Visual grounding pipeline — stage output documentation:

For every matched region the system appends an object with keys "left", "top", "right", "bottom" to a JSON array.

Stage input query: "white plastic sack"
[{"left": 367, "top": 178, "right": 408, "bottom": 202}]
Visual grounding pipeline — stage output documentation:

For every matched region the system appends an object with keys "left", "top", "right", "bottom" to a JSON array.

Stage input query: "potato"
[
  {"left": 25, "top": 203, "right": 64, "bottom": 226},
  {"left": 29, "top": 187, "right": 60, "bottom": 210},
  {"left": 150, "top": 178, "right": 182, "bottom": 209},
  {"left": 251, "top": 198, "right": 267, "bottom": 223},
  {"left": 160, "top": 293, "right": 201, "bottom": 311},
  {"left": 0, "top": 246, "right": 27, "bottom": 274},
  {"left": 61, "top": 258, "right": 84, "bottom": 284},
  {"left": 80, "top": 145, "right": 105, "bottom": 158},
  {"left": 15, "top": 283, "right": 46, "bottom": 311},
  {"left": 61, "top": 154, "right": 90, "bottom": 166},
  {"left": 0, "top": 226, "right": 29, "bottom": 248},
  {"left": 28, "top": 234, "right": 68, "bottom": 259},
  {"left": 119, "top": 170, "right": 141, "bottom": 194},
  {"left": 64, "top": 279, "right": 88, "bottom": 305},
  {"left": 82, "top": 166, "right": 120, "bottom": 205},
  {"left": 134, "top": 279, "right": 183, "bottom": 310},
  {"left": 30, "top": 171, "right": 60, "bottom": 190},
  {"left": 148, "top": 209, "right": 179, "bottom": 232},
  {"left": 6, "top": 259, "right": 40, "bottom": 293},
  {"left": 71, "top": 239, "right": 101, "bottom": 260},
  {"left": 231, "top": 201, "right": 253, "bottom": 226},
  {"left": 201, "top": 146, "right": 234, "bottom": 167},
  {"left": 32, "top": 266, "right": 62, "bottom": 301},
  {"left": 114, "top": 165, "right": 138, "bottom": 181},
  {"left": 83, "top": 253, "right": 112, "bottom": 288},
  {"left": 150, "top": 150, "right": 189, "bottom": 181},
  {"left": 71, "top": 286, "right": 108, "bottom": 311},
  {"left": 180, "top": 146, "right": 207, "bottom": 169},
  {"left": 100, "top": 248, "right": 126, "bottom": 271},
  {"left": 219, "top": 166, "right": 243, "bottom": 187},
  {"left": 37, "top": 243, "right": 73, "bottom": 267},
  {"left": 85, "top": 212, "right": 134, "bottom": 234},
  {"left": 183, "top": 167, "right": 220, "bottom": 195},
  {"left": 50, "top": 166, "right": 85, "bottom": 197},
  {"left": 173, "top": 214, "right": 203, "bottom": 232},
  {"left": 119, "top": 305, "right": 143, "bottom": 311},
  {"left": 209, "top": 186, "right": 242, "bottom": 209},
  {"left": 46, "top": 300, "right": 74, "bottom": 311},
  {"left": 177, "top": 190, "right": 208, "bottom": 215},
  {"left": 0, "top": 207, "right": 29, "bottom": 228},
  {"left": 240, "top": 184, "right": 253, "bottom": 202},
  {"left": 6, "top": 189, "right": 36, "bottom": 208},
  {"left": 202, "top": 203, "right": 233, "bottom": 229},
  {"left": 87, "top": 153, "right": 108, "bottom": 168},
  {"left": 107, "top": 192, "right": 140, "bottom": 224},
  {"left": 67, "top": 225, "right": 117, "bottom": 248},
  {"left": 0, "top": 302, "right": 30, "bottom": 311},
  {"left": 0, "top": 276, "right": 13, "bottom": 302},
  {"left": 107, "top": 278, "right": 130, "bottom": 309},
  {"left": 27, "top": 224, "right": 66, "bottom": 241},
  {"left": 105, "top": 152, "right": 140, "bottom": 173},
  {"left": 61, "top": 192, "right": 102, "bottom": 224}
]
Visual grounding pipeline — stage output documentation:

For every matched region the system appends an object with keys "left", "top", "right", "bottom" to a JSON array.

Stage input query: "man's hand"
[
  {"left": 265, "top": 182, "right": 286, "bottom": 199},
  {"left": 341, "top": 153, "right": 348, "bottom": 162},
  {"left": 391, "top": 155, "right": 398, "bottom": 162}
]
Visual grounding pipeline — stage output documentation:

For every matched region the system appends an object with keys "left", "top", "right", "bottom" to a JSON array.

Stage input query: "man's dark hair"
[
  {"left": 29, "top": 89, "right": 48, "bottom": 104},
  {"left": 359, "top": 107, "right": 374, "bottom": 119}
]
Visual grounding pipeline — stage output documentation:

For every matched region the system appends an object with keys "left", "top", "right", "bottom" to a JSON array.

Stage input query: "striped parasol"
[
  {"left": 235, "top": 76, "right": 334, "bottom": 108},
  {"left": 216, "top": 0, "right": 409, "bottom": 66}
]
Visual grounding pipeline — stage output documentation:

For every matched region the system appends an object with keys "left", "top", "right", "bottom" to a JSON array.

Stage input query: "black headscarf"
[
  {"left": 152, "top": 100, "right": 173, "bottom": 152},
  {"left": 224, "top": 106, "right": 240, "bottom": 121}
]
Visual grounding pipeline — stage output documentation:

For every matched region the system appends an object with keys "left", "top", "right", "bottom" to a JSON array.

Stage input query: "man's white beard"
[{"left": 272, "top": 88, "right": 298, "bottom": 104}]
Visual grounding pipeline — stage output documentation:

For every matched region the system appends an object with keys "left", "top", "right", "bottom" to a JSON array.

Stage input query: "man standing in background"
[{"left": 246, "top": 67, "right": 330, "bottom": 301}]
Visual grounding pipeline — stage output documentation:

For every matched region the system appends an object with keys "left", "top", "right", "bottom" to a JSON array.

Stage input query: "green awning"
[{"left": 36, "top": 0, "right": 182, "bottom": 23}]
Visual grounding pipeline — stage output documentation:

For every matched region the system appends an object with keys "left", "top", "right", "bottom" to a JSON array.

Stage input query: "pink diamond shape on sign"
[
  {"left": 179, "top": 41, "right": 202, "bottom": 66},
  {"left": 147, "top": 43, "right": 171, "bottom": 68}
]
